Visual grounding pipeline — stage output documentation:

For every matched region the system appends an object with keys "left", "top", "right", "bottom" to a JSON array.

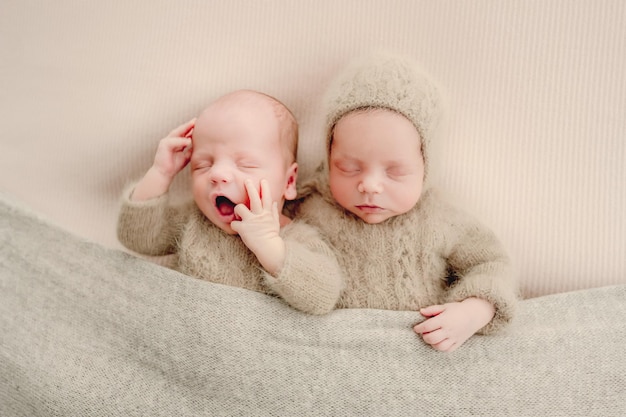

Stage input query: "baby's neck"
[{"left": 279, "top": 213, "right": 292, "bottom": 228}]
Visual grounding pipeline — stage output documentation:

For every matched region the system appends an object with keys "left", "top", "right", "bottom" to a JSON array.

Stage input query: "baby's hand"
[
  {"left": 413, "top": 298, "right": 495, "bottom": 352},
  {"left": 231, "top": 179, "right": 285, "bottom": 275},
  {"left": 152, "top": 118, "right": 195, "bottom": 180},
  {"left": 130, "top": 118, "right": 195, "bottom": 202}
]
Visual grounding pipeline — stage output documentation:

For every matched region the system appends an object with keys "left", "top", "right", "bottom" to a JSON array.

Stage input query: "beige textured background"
[{"left": 1, "top": 0, "right": 624, "bottom": 297}]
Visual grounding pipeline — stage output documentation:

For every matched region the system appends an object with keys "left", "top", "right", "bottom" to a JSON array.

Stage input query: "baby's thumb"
[{"left": 420, "top": 304, "right": 445, "bottom": 317}]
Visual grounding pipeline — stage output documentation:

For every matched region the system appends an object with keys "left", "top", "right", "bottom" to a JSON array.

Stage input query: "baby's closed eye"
[
  {"left": 334, "top": 161, "right": 361, "bottom": 174},
  {"left": 192, "top": 161, "right": 212, "bottom": 171},
  {"left": 386, "top": 165, "right": 413, "bottom": 177},
  {"left": 238, "top": 160, "right": 260, "bottom": 169}
]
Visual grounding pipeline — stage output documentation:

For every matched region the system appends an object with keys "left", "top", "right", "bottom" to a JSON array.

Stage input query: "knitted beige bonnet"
[{"left": 324, "top": 52, "right": 443, "bottom": 184}]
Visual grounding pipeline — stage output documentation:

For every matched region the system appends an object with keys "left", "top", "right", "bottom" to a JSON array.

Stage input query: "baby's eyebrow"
[
  {"left": 337, "top": 156, "right": 359, "bottom": 162},
  {"left": 386, "top": 161, "right": 411, "bottom": 167},
  {"left": 235, "top": 150, "right": 256, "bottom": 158},
  {"left": 234, "top": 153, "right": 261, "bottom": 163},
  {"left": 190, "top": 151, "right": 209, "bottom": 160},
  {"left": 331, "top": 152, "right": 359, "bottom": 162}
]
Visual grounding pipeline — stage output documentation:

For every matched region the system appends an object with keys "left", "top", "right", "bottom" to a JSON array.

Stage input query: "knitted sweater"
[
  {"left": 117, "top": 187, "right": 344, "bottom": 315},
  {"left": 297, "top": 173, "right": 518, "bottom": 334}
]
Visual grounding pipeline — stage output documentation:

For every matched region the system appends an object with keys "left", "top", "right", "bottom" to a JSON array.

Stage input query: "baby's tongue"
[{"left": 216, "top": 197, "right": 236, "bottom": 216}]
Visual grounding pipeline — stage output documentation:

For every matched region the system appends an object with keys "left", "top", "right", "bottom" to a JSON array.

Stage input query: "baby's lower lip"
[
  {"left": 213, "top": 208, "right": 242, "bottom": 221},
  {"left": 215, "top": 211, "right": 235, "bottom": 223},
  {"left": 357, "top": 205, "right": 383, "bottom": 213}
]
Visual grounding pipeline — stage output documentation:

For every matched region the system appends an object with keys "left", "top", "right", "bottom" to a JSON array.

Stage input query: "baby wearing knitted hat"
[{"left": 298, "top": 53, "right": 518, "bottom": 352}]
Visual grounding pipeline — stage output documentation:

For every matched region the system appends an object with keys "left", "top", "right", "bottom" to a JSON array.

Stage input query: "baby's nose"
[
  {"left": 208, "top": 163, "right": 234, "bottom": 183},
  {"left": 358, "top": 175, "right": 383, "bottom": 194}
]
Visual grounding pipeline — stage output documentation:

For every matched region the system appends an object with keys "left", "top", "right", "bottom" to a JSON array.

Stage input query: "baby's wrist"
[
  {"left": 257, "top": 239, "right": 286, "bottom": 277},
  {"left": 132, "top": 167, "right": 174, "bottom": 201},
  {"left": 148, "top": 165, "right": 176, "bottom": 184},
  {"left": 462, "top": 297, "right": 496, "bottom": 328}
]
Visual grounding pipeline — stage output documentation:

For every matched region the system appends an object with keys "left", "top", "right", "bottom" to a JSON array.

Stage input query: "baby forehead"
[
  {"left": 194, "top": 94, "right": 292, "bottom": 141},
  {"left": 194, "top": 101, "right": 281, "bottom": 138}
]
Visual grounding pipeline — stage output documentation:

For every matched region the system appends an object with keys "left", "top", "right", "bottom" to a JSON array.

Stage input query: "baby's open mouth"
[{"left": 216, "top": 196, "right": 236, "bottom": 216}]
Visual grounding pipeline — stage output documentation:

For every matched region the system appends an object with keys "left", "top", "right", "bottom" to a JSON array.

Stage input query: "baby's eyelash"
[
  {"left": 334, "top": 161, "right": 360, "bottom": 173},
  {"left": 386, "top": 165, "right": 411, "bottom": 176},
  {"left": 239, "top": 162, "right": 259, "bottom": 169}
]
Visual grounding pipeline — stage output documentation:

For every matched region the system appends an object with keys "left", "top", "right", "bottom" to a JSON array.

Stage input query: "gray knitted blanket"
[{"left": 1, "top": 193, "right": 624, "bottom": 416}]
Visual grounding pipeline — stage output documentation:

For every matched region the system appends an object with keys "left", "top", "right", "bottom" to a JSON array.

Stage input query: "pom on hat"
[{"left": 324, "top": 52, "right": 442, "bottom": 183}]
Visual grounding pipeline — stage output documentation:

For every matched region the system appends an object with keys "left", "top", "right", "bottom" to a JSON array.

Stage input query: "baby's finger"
[
  {"left": 432, "top": 338, "right": 456, "bottom": 352},
  {"left": 234, "top": 203, "right": 251, "bottom": 220},
  {"left": 158, "top": 137, "right": 191, "bottom": 154},
  {"left": 259, "top": 179, "right": 273, "bottom": 209},
  {"left": 420, "top": 304, "right": 445, "bottom": 317},
  {"left": 171, "top": 137, "right": 193, "bottom": 152},
  {"left": 169, "top": 118, "right": 196, "bottom": 138},
  {"left": 413, "top": 316, "right": 441, "bottom": 335},
  {"left": 421, "top": 329, "right": 447, "bottom": 346},
  {"left": 183, "top": 143, "right": 193, "bottom": 157},
  {"left": 244, "top": 179, "right": 262, "bottom": 213}
]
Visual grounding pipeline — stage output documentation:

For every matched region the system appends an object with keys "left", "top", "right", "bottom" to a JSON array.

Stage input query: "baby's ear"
[{"left": 284, "top": 162, "right": 298, "bottom": 200}]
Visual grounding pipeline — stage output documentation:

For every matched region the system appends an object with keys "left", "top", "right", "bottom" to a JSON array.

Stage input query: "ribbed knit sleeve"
[
  {"left": 263, "top": 221, "right": 344, "bottom": 315},
  {"left": 441, "top": 205, "right": 518, "bottom": 335},
  {"left": 116, "top": 185, "right": 193, "bottom": 256}
]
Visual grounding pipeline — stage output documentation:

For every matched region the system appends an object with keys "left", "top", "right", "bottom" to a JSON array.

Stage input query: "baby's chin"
[
  {"left": 213, "top": 221, "right": 239, "bottom": 235},
  {"left": 352, "top": 209, "right": 396, "bottom": 224},
  {"left": 211, "top": 212, "right": 241, "bottom": 233},
  {"left": 200, "top": 208, "right": 240, "bottom": 235},
  {"left": 359, "top": 215, "right": 389, "bottom": 224},
  {"left": 223, "top": 226, "right": 239, "bottom": 235}
]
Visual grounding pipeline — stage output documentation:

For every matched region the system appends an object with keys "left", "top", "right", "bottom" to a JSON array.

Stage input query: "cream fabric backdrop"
[{"left": 0, "top": 0, "right": 624, "bottom": 297}]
